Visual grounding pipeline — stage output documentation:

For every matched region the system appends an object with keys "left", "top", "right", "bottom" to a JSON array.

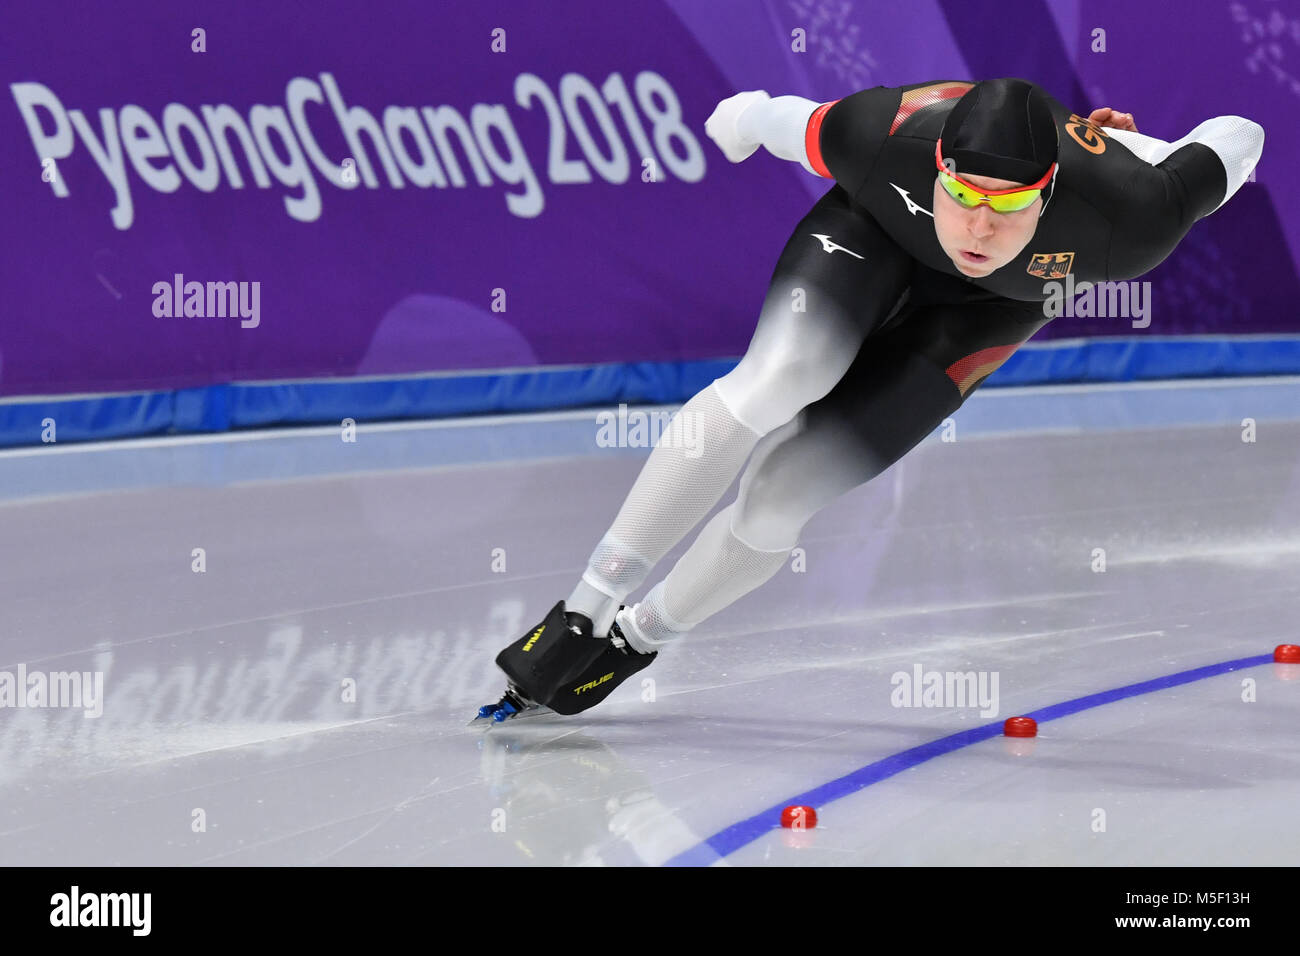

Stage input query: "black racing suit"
[{"left": 762, "top": 78, "right": 1232, "bottom": 483}]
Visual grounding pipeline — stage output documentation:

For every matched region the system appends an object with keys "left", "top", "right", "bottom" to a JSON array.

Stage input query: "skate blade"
[
  {"left": 468, "top": 692, "right": 553, "bottom": 727},
  {"left": 468, "top": 705, "right": 555, "bottom": 728}
]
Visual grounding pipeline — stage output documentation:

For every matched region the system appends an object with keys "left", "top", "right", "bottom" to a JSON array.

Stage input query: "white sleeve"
[
  {"left": 1108, "top": 116, "right": 1264, "bottom": 212},
  {"left": 735, "top": 94, "right": 822, "bottom": 176}
]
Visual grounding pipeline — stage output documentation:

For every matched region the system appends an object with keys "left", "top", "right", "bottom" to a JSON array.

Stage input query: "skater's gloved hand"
[{"left": 705, "top": 90, "right": 771, "bottom": 163}]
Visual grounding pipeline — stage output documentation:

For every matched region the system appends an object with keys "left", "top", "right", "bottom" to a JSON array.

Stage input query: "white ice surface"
[{"left": 0, "top": 378, "right": 1296, "bottom": 865}]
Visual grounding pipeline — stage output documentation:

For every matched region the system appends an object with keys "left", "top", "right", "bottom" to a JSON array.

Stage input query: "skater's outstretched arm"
[
  {"left": 705, "top": 90, "right": 822, "bottom": 173},
  {"left": 1104, "top": 115, "right": 1263, "bottom": 214},
  {"left": 704, "top": 82, "right": 970, "bottom": 196},
  {"left": 1104, "top": 113, "right": 1264, "bottom": 279}
]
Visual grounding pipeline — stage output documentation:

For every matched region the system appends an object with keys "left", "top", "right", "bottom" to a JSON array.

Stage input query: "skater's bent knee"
[{"left": 715, "top": 358, "right": 840, "bottom": 435}]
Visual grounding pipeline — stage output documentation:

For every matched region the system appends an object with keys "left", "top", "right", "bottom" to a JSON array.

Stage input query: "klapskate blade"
[
  {"left": 468, "top": 689, "right": 553, "bottom": 725},
  {"left": 468, "top": 704, "right": 555, "bottom": 728}
]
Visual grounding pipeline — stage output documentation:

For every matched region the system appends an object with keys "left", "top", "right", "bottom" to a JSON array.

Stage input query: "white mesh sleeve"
[
  {"left": 735, "top": 94, "right": 822, "bottom": 176},
  {"left": 1103, "top": 126, "right": 1179, "bottom": 164}
]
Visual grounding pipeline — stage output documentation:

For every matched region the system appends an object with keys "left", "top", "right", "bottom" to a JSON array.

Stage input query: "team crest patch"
[{"left": 1027, "top": 252, "right": 1075, "bottom": 279}]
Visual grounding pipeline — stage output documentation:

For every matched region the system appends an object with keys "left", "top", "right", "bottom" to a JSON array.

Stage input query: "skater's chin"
[{"left": 954, "top": 257, "right": 996, "bottom": 277}]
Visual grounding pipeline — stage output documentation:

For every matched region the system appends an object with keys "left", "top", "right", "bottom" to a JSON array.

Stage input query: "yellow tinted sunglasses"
[{"left": 935, "top": 140, "right": 1055, "bottom": 213}]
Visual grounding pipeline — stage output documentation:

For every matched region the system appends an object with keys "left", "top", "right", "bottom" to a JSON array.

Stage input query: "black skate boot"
[
  {"left": 476, "top": 601, "right": 608, "bottom": 723},
  {"left": 546, "top": 609, "right": 657, "bottom": 716}
]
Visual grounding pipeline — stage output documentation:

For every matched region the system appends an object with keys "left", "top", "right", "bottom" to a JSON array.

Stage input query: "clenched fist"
[{"left": 705, "top": 90, "right": 771, "bottom": 162}]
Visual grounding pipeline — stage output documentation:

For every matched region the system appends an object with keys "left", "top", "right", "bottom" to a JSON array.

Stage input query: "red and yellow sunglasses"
[{"left": 935, "top": 140, "right": 1056, "bottom": 213}]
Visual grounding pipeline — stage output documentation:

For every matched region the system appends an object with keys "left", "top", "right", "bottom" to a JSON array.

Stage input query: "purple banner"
[{"left": 2, "top": 0, "right": 1295, "bottom": 400}]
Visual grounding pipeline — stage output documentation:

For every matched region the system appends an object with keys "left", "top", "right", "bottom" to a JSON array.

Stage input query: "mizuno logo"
[
  {"left": 521, "top": 625, "right": 544, "bottom": 652},
  {"left": 890, "top": 183, "right": 933, "bottom": 218},
  {"left": 810, "top": 233, "right": 864, "bottom": 259},
  {"left": 574, "top": 672, "right": 615, "bottom": 695}
]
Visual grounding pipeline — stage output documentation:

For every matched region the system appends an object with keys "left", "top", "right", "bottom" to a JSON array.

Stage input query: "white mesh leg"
[
  {"left": 571, "top": 291, "right": 884, "bottom": 628},
  {"left": 621, "top": 505, "right": 790, "bottom": 650},
  {"left": 569, "top": 194, "right": 909, "bottom": 635},
  {"left": 610, "top": 266, "right": 899, "bottom": 583},
  {"left": 568, "top": 382, "right": 761, "bottom": 630},
  {"left": 580, "top": 382, "right": 760, "bottom": 590},
  {"left": 619, "top": 408, "right": 887, "bottom": 650}
]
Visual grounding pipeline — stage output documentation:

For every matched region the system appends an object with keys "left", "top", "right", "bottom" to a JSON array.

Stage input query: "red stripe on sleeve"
[
  {"left": 804, "top": 100, "right": 840, "bottom": 179},
  {"left": 889, "top": 83, "right": 971, "bottom": 135}
]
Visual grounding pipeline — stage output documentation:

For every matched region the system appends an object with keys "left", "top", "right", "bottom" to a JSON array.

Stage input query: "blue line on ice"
[{"left": 665, "top": 653, "right": 1274, "bottom": 866}]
